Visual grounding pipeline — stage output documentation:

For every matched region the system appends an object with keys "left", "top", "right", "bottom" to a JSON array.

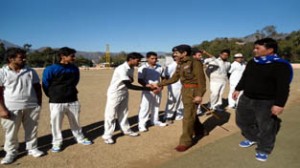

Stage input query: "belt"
[{"left": 183, "top": 84, "right": 199, "bottom": 88}]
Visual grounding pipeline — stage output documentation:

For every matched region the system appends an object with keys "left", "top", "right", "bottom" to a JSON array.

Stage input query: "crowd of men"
[{"left": 0, "top": 38, "right": 293, "bottom": 164}]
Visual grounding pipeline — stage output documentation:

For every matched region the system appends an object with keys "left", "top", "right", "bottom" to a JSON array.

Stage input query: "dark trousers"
[
  {"left": 180, "top": 88, "right": 204, "bottom": 146},
  {"left": 236, "top": 94, "right": 281, "bottom": 154}
]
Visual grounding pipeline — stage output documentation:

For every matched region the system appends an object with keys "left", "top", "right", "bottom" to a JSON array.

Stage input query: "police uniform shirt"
[{"left": 159, "top": 56, "right": 206, "bottom": 97}]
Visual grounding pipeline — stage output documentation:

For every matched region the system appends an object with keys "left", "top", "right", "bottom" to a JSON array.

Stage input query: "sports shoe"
[
  {"left": 239, "top": 140, "right": 256, "bottom": 148},
  {"left": 124, "top": 131, "right": 139, "bottom": 137},
  {"left": 1, "top": 153, "right": 17, "bottom": 165},
  {"left": 175, "top": 116, "right": 183, "bottom": 121},
  {"left": 51, "top": 144, "right": 62, "bottom": 153},
  {"left": 139, "top": 126, "right": 148, "bottom": 132},
  {"left": 256, "top": 152, "right": 268, "bottom": 162},
  {"left": 78, "top": 138, "right": 92, "bottom": 145},
  {"left": 103, "top": 138, "right": 114, "bottom": 144},
  {"left": 153, "top": 121, "right": 168, "bottom": 127},
  {"left": 28, "top": 149, "right": 44, "bottom": 157}
]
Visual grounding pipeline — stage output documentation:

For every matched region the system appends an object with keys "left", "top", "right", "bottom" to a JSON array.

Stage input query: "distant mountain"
[{"left": 0, "top": 39, "right": 21, "bottom": 48}]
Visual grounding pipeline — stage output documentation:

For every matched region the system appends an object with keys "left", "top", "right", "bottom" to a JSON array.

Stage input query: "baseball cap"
[{"left": 172, "top": 44, "right": 191, "bottom": 53}]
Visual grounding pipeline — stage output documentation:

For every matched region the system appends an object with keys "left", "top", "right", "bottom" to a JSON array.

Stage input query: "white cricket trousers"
[
  {"left": 102, "top": 93, "right": 132, "bottom": 139},
  {"left": 1, "top": 106, "right": 41, "bottom": 155},
  {"left": 228, "top": 83, "right": 236, "bottom": 107},
  {"left": 165, "top": 87, "right": 183, "bottom": 119},
  {"left": 210, "top": 81, "right": 226, "bottom": 109},
  {"left": 138, "top": 91, "right": 161, "bottom": 128},
  {"left": 50, "top": 101, "right": 85, "bottom": 146}
]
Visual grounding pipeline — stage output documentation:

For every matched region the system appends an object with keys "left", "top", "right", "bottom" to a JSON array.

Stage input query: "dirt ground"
[{"left": 0, "top": 67, "right": 298, "bottom": 168}]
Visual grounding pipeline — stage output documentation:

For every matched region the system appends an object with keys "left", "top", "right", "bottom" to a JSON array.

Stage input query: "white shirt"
[
  {"left": 107, "top": 62, "right": 134, "bottom": 95},
  {"left": 0, "top": 65, "right": 40, "bottom": 110},
  {"left": 229, "top": 61, "right": 246, "bottom": 85},
  {"left": 163, "top": 61, "right": 182, "bottom": 89},
  {"left": 138, "top": 63, "right": 163, "bottom": 84},
  {"left": 205, "top": 57, "right": 231, "bottom": 82}
]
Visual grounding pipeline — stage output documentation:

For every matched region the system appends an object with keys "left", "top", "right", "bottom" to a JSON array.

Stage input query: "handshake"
[{"left": 146, "top": 83, "right": 162, "bottom": 94}]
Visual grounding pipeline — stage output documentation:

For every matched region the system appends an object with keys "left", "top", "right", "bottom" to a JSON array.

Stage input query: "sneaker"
[
  {"left": 139, "top": 126, "right": 148, "bottom": 132},
  {"left": 175, "top": 116, "right": 183, "bottom": 121},
  {"left": 28, "top": 149, "right": 44, "bottom": 157},
  {"left": 1, "top": 153, "right": 17, "bottom": 165},
  {"left": 153, "top": 121, "right": 168, "bottom": 127},
  {"left": 78, "top": 138, "right": 92, "bottom": 145},
  {"left": 51, "top": 144, "right": 62, "bottom": 153},
  {"left": 125, "top": 131, "right": 139, "bottom": 137},
  {"left": 256, "top": 152, "right": 268, "bottom": 162},
  {"left": 239, "top": 140, "right": 256, "bottom": 148},
  {"left": 103, "top": 138, "right": 115, "bottom": 144}
]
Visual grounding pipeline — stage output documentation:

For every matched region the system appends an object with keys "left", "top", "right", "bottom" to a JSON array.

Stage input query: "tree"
[{"left": 23, "top": 43, "right": 32, "bottom": 53}]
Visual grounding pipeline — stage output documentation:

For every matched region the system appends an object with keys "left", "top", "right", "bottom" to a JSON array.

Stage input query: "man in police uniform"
[{"left": 153, "top": 44, "right": 206, "bottom": 152}]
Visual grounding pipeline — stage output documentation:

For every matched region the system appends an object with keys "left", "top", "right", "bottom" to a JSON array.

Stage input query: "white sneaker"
[
  {"left": 154, "top": 121, "right": 168, "bottom": 127},
  {"left": 1, "top": 153, "right": 17, "bottom": 165},
  {"left": 139, "top": 126, "right": 148, "bottom": 132},
  {"left": 175, "top": 116, "right": 183, "bottom": 120},
  {"left": 125, "top": 131, "right": 139, "bottom": 137},
  {"left": 28, "top": 149, "right": 44, "bottom": 158},
  {"left": 51, "top": 144, "right": 62, "bottom": 153},
  {"left": 78, "top": 138, "right": 92, "bottom": 145},
  {"left": 103, "top": 138, "right": 114, "bottom": 144}
]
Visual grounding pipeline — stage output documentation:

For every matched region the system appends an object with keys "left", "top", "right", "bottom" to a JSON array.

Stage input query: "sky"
[{"left": 1, "top": 0, "right": 300, "bottom": 52}]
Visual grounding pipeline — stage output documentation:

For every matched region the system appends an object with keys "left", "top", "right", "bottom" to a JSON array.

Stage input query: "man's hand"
[
  {"left": 272, "top": 105, "right": 284, "bottom": 116},
  {"left": 152, "top": 87, "right": 162, "bottom": 94},
  {"left": 0, "top": 110, "right": 10, "bottom": 119},
  {"left": 232, "top": 91, "right": 240, "bottom": 100},
  {"left": 193, "top": 96, "right": 202, "bottom": 104}
]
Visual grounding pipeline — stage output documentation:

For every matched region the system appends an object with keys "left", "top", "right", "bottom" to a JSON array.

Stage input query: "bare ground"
[{"left": 0, "top": 68, "right": 298, "bottom": 168}]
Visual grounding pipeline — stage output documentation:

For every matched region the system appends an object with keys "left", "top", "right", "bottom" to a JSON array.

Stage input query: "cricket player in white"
[
  {"left": 228, "top": 53, "right": 246, "bottom": 108},
  {"left": 163, "top": 55, "right": 183, "bottom": 124},
  {"left": 102, "top": 52, "right": 156, "bottom": 144},
  {"left": 0, "top": 48, "right": 44, "bottom": 165},
  {"left": 138, "top": 52, "right": 167, "bottom": 132},
  {"left": 204, "top": 49, "right": 231, "bottom": 111}
]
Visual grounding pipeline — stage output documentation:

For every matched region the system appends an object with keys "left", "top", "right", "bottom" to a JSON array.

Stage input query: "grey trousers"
[{"left": 236, "top": 95, "right": 281, "bottom": 154}]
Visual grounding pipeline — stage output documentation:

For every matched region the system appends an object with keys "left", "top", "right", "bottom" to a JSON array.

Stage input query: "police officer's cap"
[{"left": 172, "top": 44, "right": 191, "bottom": 54}]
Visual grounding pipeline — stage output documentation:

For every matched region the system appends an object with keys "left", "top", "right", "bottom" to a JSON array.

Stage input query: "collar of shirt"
[
  {"left": 145, "top": 63, "right": 158, "bottom": 69},
  {"left": 4, "top": 64, "right": 28, "bottom": 73},
  {"left": 124, "top": 61, "right": 132, "bottom": 70}
]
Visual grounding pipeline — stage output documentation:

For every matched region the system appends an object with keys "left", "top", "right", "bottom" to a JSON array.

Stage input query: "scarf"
[{"left": 253, "top": 54, "right": 293, "bottom": 83}]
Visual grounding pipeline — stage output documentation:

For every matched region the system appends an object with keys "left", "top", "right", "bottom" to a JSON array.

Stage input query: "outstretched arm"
[{"left": 123, "top": 80, "right": 153, "bottom": 91}]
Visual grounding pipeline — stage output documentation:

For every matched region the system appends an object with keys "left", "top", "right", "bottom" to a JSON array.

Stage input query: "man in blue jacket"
[{"left": 42, "top": 47, "right": 92, "bottom": 153}]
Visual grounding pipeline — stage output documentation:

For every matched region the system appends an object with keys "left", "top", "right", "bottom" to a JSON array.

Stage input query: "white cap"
[{"left": 234, "top": 53, "right": 244, "bottom": 58}]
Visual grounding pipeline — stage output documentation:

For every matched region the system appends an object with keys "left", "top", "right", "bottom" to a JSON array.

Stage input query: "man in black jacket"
[
  {"left": 42, "top": 47, "right": 92, "bottom": 153},
  {"left": 233, "top": 38, "right": 293, "bottom": 162}
]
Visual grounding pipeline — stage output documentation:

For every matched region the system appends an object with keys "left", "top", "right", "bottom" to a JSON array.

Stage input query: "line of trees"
[
  {"left": 193, "top": 26, "right": 300, "bottom": 62},
  {"left": 1, "top": 25, "right": 299, "bottom": 67},
  {"left": 0, "top": 45, "right": 93, "bottom": 67}
]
